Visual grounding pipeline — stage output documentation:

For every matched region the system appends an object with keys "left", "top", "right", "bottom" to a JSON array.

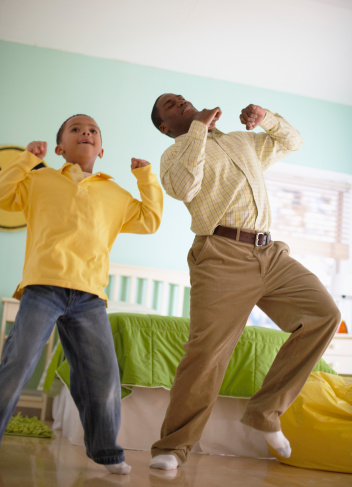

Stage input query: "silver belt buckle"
[{"left": 255, "top": 232, "right": 265, "bottom": 247}]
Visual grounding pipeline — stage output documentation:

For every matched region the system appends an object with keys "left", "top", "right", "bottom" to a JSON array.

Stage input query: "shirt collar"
[
  {"left": 207, "top": 127, "right": 224, "bottom": 138},
  {"left": 175, "top": 127, "right": 224, "bottom": 143},
  {"left": 59, "top": 162, "right": 114, "bottom": 180}
]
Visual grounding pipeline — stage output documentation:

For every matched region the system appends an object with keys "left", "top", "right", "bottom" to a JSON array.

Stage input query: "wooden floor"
[{"left": 0, "top": 428, "right": 351, "bottom": 487}]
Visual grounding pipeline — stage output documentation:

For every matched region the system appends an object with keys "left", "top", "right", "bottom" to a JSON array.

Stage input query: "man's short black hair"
[
  {"left": 56, "top": 114, "right": 102, "bottom": 144},
  {"left": 151, "top": 95, "right": 163, "bottom": 132},
  {"left": 151, "top": 94, "right": 174, "bottom": 138}
]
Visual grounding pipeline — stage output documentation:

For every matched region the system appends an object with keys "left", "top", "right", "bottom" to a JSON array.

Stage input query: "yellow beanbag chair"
[{"left": 272, "top": 371, "right": 352, "bottom": 473}]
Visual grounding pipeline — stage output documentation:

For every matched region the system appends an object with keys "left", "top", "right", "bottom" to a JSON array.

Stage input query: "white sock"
[
  {"left": 150, "top": 454, "right": 178, "bottom": 470},
  {"left": 263, "top": 431, "right": 291, "bottom": 458},
  {"left": 104, "top": 461, "right": 131, "bottom": 474}
]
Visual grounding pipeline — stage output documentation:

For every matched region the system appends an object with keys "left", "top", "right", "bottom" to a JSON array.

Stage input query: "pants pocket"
[{"left": 187, "top": 236, "right": 210, "bottom": 269}]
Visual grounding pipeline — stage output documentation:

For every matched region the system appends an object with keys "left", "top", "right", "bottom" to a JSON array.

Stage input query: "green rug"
[{"left": 4, "top": 412, "right": 55, "bottom": 438}]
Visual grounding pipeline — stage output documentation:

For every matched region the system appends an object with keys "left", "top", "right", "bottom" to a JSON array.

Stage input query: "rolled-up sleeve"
[{"left": 160, "top": 121, "right": 208, "bottom": 203}]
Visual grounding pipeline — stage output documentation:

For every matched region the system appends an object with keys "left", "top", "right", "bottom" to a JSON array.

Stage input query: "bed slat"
[{"left": 108, "top": 263, "right": 190, "bottom": 317}]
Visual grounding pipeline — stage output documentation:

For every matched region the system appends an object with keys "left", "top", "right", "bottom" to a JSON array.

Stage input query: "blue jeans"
[{"left": 0, "top": 285, "right": 125, "bottom": 465}]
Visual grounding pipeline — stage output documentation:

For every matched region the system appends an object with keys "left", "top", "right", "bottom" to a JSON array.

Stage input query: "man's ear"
[
  {"left": 98, "top": 148, "right": 104, "bottom": 159},
  {"left": 55, "top": 145, "right": 64, "bottom": 156},
  {"left": 159, "top": 122, "right": 170, "bottom": 135}
]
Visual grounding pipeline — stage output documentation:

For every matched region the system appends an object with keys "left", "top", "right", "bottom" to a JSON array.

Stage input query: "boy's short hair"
[{"left": 56, "top": 114, "right": 102, "bottom": 144}]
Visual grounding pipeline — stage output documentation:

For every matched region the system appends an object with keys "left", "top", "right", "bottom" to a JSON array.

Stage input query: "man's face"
[
  {"left": 157, "top": 94, "right": 199, "bottom": 138},
  {"left": 55, "top": 115, "right": 103, "bottom": 170}
]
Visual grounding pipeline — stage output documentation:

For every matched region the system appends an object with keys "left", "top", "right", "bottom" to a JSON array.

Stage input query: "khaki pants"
[{"left": 151, "top": 235, "right": 340, "bottom": 465}]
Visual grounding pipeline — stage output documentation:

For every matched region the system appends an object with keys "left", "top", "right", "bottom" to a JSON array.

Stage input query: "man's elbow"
[
  {"left": 291, "top": 134, "right": 304, "bottom": 151},
  {"left": 164, "top": 183, "right": 200, "bottom": 203}
]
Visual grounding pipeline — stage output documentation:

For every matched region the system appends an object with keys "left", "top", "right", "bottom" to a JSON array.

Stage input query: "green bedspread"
[{"left": 42, "top": 313, "right": 336, "bottom": 399}]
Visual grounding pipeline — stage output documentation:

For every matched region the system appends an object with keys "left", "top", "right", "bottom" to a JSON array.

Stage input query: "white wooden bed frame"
[{"left": 107, "top": 263, "right": 190, "bottom": 317}]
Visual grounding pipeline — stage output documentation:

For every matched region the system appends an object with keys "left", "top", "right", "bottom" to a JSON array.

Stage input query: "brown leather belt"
[{"left": 213, "top": 225, "right": 271, "bottom": 247}]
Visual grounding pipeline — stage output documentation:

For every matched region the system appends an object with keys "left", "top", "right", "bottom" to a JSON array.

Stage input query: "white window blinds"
[{"left": 265, "top": 172, "right": 351, "bottom": 260}]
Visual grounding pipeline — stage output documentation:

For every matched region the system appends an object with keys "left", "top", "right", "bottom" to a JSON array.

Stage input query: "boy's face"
[{"left": 55, "top": 115, "right": 103, "bottom": 172}]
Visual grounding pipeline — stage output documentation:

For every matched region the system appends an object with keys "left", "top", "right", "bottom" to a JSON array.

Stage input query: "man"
[{"left": 149, "top": 94, "right": 340, "bottom": 470}]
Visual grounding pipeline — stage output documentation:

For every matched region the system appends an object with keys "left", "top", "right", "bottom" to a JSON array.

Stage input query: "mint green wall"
[{"left": 1, "top": 39, "right": 352, "bottom": 304}]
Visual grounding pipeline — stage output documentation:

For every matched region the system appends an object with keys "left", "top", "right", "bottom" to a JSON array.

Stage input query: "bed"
[{"left": 40, "top": 263, "right": 336, "bottom": 459}]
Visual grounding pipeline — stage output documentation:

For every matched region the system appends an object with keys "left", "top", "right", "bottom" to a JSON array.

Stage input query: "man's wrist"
[
  {"left": 187, "top": 120, "right": 208, "bottom": 140},
  {"left": 259, "top": 109, "right": 276, "bottom": 131}
]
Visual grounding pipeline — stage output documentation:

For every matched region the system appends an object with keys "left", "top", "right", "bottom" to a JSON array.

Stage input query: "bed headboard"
[{"left": 108, "top": 263, "right": 190, "bottom": 317}]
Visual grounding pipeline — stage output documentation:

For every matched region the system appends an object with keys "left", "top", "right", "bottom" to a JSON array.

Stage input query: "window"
[
  {"left": 248, "top": 163, "right": 352, "bottom": 329},
  {"left": 265, "top": 172, "right": 351, "bottom": 262}
]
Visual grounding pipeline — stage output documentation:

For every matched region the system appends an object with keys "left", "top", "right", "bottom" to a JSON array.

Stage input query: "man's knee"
[
  {"left": 331, "top": 305, "right": 341, "bottom": 331},
  {"left": 315, "top": 296, "right": 341, "bottom": 333}
]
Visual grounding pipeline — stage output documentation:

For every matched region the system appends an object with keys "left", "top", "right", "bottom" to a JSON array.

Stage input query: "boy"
[{"left": 0, "top": 114, "right": 163, "bottom": 474}]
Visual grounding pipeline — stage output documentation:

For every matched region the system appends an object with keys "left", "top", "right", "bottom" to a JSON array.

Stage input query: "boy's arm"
[
  {"left": 26, "top": 141, "right": 47, "bottom": 159},
  {"left": 120, "top": 159, "right": 163, "bottom": 234},
  {"left": 0, "top": 141, "right": 46, "bottom": 211}
]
